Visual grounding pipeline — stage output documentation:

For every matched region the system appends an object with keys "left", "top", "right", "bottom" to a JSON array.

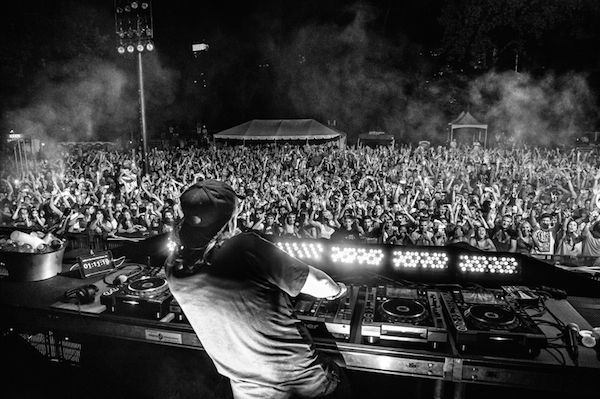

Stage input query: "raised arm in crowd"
[{"left": 2, "top": 142, "right": 599, "bottom": 258}]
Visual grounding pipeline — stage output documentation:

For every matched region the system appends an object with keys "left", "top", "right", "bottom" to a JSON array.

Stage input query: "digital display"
[
  {"left": 392, "top": 250, "right": 449, "bottom": 270},
  {"left": 77, "top": 251, "right": 114, "bottom": 278},
  {"left": 458, "top": 254, "right": 519, "bottom": 275},
  {"left": 386, "top": 287, "right": 418, "bottom": 299},
  {"left": 462, "top": 291, "right": 503, "bottom": 304},
  {"left": 330, "top": 246, "right": 384, "bottom": 266}
]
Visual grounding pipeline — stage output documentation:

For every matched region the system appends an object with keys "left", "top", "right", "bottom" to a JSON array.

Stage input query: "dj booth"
[{"left": 1, "top": 235, "right": 600, "bottom": 398}]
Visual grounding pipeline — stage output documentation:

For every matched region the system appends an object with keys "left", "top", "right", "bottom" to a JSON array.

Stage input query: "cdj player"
[
  {"left": 101, "top": 273, "right": 173, "bottom": 320},
  {"left": 291, "top": 285, "right": 359, "bottom": 340},
  {"left": 441, "top": 289, "right": 547, "bottom": 356},
  {"left": 360, "top": 285, "right": 448, "bottom": 349}
]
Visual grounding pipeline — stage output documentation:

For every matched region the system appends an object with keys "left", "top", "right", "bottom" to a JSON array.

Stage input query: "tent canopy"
[
  {"left": 357, "top": 131, "right": 395, "bottom": 147},
  {"left": 449, "top": 111, "right": 487, "bottom": 130},
  {"left": 448, "top": 111, "right": 488, "bottom": 146},
  {"left": 214, "top": 119, "right": 342, "bottom": 141}
]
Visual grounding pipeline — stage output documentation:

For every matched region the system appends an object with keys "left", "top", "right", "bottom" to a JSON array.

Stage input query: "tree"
[{"left": 438, "top": 0, "right": 599, "bottom": 74}]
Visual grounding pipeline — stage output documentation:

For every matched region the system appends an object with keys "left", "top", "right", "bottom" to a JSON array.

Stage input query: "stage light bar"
[
  {"left": 276, "top": 241, "right": 325, "bottom": 261},
  {"left": 458, "top": 254, "right": 519, "bottom": 275},
  {"left": 330, "top": 246, "right": 384, "bottom": 266},
  {"left": 392, "top": 250, "right": 449, "bottom": 270}
]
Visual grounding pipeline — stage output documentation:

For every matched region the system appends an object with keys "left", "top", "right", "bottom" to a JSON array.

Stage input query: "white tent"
[
  {"left": 448, "top": 111, "right": 488, "bottom": 147},
  {"left": 357, "top": 131, "right": 395, "bottom": 148},
  {"left": 213, "top": 119, "right": 343, "bottom": 145}
]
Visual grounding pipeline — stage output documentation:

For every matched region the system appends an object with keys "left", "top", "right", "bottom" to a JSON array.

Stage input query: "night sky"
[{"left": 1, "top": 0, "right": 600, "bottom": 144}]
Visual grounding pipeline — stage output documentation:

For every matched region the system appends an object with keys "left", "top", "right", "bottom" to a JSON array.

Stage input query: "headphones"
[{"left": 63, "top": 284, "right": 99, "bottom": 305}]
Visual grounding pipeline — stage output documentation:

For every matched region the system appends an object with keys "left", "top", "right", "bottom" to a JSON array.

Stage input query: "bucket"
[{"left": 0, "top": 246, "right": 65, "bottom": 281}]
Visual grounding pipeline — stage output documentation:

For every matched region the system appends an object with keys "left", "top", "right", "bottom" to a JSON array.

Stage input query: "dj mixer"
[{"left": 98, "top": 238, "right": 600, "bottom": 359}]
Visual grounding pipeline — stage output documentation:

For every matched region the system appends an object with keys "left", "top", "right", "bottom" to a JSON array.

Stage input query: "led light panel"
[
  {"left": 276, "top": 241, "right": 325, "bottom": 261},
  {"left": 458, "top": 254, "right": 519, "bottom": 275},
  {"left": 330, "top": 246, "right": 384, "bottom": 266},
  {"left": 392, "top": 250, "right": 449, "bottom": 270}
]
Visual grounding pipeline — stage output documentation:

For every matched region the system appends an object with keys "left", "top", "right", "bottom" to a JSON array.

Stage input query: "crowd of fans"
[{"left": 2, "top": 141, "right": 600, "bottom": 260}]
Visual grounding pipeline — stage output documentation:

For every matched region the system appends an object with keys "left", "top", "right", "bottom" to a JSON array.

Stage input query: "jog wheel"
[
  {"left": 379, "top": 298, "right": 429, "bottom": 324},
  {"left": 127, "top": 276, "right": 168, "bottom": 298},
  {"left": 464, "top": 304, "right": 520, "bottom": 330}
]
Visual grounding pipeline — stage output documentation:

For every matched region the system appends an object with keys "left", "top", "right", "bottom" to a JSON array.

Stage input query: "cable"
[
  {"left": 530, "top": 319, "right": 565, "bottom": 330},
  {"left": 541, "top": 347, "right": 566, "bottom": 366},
  {"left": 539, "top": 298, "right": 566, "bottom": 329},
  {"left": 540, "top": 297, "right": 582, "bottom": 365},
  {"left": 113, "top": 256, "right": 126, "bottom": 268}
]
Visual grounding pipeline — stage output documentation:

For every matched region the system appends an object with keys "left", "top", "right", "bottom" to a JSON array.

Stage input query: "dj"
[{"left": 165, "top": 180, "right": 350, "bottom": 399}]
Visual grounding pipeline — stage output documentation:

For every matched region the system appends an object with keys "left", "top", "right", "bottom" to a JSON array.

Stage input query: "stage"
[{"left": 0, "top": 256, "right": 599, "bottom": 398}]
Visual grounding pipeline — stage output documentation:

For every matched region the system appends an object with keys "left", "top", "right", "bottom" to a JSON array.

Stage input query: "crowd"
[{"left": 2, "top": 141, "right": 600, "bottom": 260}]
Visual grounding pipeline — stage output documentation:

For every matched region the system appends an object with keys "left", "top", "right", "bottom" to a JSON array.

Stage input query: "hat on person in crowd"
[{"left": 178, "top": 180, "right": 243, "bottom": 249}]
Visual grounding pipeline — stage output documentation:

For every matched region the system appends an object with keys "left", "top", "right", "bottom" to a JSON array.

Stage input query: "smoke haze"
[
  {"left": 268, "top": 2, "right": 598, "bottom": 145},
  {"left": 468, "top": 71, "right": 598, "bottom": 145},
  {"left": 2, "top": 0, "right": 598, "bottom": 148},
  {"left": 269, "top": 3, "right": 450, "bottom": 143},
  {"left": 3, "top": 52, "right": 179, "bottom": 150}
]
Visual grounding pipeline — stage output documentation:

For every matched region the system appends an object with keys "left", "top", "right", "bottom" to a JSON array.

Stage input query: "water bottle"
[{"left": 10, "top": 231, "right": 45, "bottom": 248}]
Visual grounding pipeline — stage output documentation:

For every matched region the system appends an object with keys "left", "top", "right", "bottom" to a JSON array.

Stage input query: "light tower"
[{"left": 114, "top": 1, "right": 154, "bottom": 175}]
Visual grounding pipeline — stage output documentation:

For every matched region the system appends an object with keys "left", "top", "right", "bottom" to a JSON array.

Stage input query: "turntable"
[
  {"left": 464, "top": 304, "right": 520, "bottom": 330},
  {"left": 291, "top": 284, "right": 359, "bottom": 340},
  {"left": 380, "top": 298, "right": 429, "bottom": 323},
  {"left": 101, "top": 274, "right": 173, "bottom": 319},
  {"left": 441, "top": 289, "right": 546, "bottom": 356},
  {"left": 360, "top": 286, "right": 448, "bottom": 349}
]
